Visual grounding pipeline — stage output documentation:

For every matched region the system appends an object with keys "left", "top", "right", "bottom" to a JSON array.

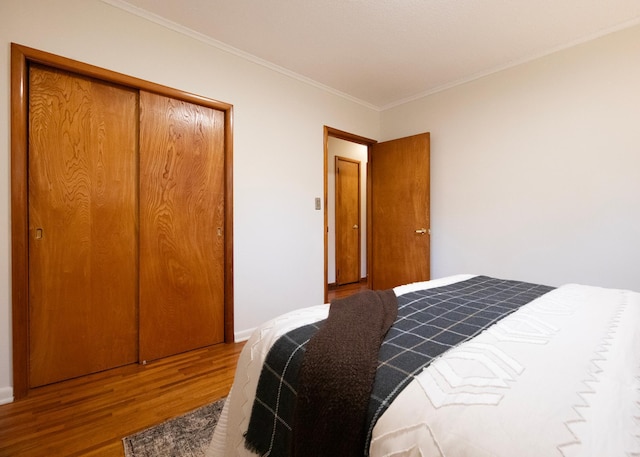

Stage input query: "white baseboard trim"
[
  {"left": 0, "top": 386, "right": 14, "bottom": 405},
  {"left": 234, "top": 327, "right": 256, "bottom": 343}
]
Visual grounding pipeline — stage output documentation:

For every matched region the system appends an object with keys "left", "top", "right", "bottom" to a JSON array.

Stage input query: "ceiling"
[{"left": 110, "top": 0, "right": 640, "bottom": 109}]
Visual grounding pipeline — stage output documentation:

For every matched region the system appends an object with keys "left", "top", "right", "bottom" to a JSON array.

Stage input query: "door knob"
[
  {"left": 415, "top": 228, "right": 427, "bottom": 235},
  {"left": 353, "top": 225, "right": 359, "bottom": 229}
]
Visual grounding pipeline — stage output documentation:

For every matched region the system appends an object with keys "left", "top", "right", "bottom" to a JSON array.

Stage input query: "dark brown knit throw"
[{"left": 291, "top": 289, "right": 398, "bottom": 457}]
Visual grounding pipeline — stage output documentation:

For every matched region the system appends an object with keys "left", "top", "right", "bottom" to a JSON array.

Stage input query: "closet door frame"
[{"left": 10, "top": 43, "right": 235, "bottom": 399}]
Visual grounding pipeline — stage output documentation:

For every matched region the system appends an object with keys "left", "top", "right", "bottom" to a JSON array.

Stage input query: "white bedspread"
[{"left": 207, "top": 275, "right": 640, "bottom": 456}]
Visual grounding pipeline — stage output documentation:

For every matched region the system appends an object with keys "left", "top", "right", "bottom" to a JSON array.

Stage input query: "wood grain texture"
[
  {"left": 370, "top": 133, "right": 430, "bottom": 290},
  {"left": 0, "top": 342, "right": 243, "bottom": 457},
  {"left": 139, "top": 91, "right": 225, "bottom": 362},
  {"left": 335, "top": 157, "right": 361, "bottom": 285},
  {"left": 323, "top": 126, "right": 377, "bottom": 302},
  {"left": 10, "top": 43, "right": 31, "bottom": 399},
  {"left": 28, "top": 65, "right": 138, "bottom": 387},
  {"left": 12, "top": 43, "right": 235, "bottom": 399}
]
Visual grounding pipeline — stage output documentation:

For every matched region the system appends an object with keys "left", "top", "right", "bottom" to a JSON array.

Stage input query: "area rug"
[{"left": 123, "top": 398, "right": 226, "bottom": 457}]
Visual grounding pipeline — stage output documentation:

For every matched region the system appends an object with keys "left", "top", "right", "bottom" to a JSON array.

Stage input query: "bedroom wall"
[
  {"left": 381, "top": 24, "right": 640, "bottom": 292},
  {"left": 0, "top": 0, "right": 380, "bottom": 403}
]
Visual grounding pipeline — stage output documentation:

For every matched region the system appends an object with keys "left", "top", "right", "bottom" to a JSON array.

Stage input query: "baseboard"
[
  {"left": 0, "top": 386, "right": 14, "bottom": 405},
  {"left": 234, "top": 327, "right": 255, "bottom": 343}
]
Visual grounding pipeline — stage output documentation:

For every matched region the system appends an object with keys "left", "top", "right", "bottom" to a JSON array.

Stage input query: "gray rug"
[{"left": 123, "top": 398, "right": 226, "bottom": 457}]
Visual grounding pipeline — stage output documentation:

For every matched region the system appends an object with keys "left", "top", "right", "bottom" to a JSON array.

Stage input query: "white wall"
[
  {"left": 382, "top": 24, "right": 640, "bottom": 291},
  {"left": 327, "top": 137, "right": 368, "bottom": 284},
  {"left": 0, "top": 0, "right": 380, "bottom": 403}
]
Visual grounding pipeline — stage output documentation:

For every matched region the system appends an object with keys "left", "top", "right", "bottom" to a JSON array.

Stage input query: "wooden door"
[
  {"left": 28, "top": 65, "right": 138, "bottom": 387},
  {"left": 139, "top": 91, "right": 226, "bottom": 362},
  {"left": 335, "top": 157, "right": 361, "bottom": 285},
  {"left": 370, "top": 133, "right": 430, "bottom": 290}
]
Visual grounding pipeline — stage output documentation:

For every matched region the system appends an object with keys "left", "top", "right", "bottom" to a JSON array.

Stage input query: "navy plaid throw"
[{"left": 244, "top": 276, "right": 554, "bottom": 456}]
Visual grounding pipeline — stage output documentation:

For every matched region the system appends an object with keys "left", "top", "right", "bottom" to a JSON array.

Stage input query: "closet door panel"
[
  {"left": 139, "top": 91, "right": 225, "bottom": 362},
  {"left": 28, "top": 65, "right": 138, "bottom": 387}
]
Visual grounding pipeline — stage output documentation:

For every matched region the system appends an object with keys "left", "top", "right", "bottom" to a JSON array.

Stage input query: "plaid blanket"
[
  {"left": 244, "top": 276, "right": 554, "bottom": 456},
  {"left": 292, "top": 289, "right": 397, "bottom": 456}
]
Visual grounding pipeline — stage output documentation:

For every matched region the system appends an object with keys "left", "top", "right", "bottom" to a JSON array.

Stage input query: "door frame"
[
  {"left": 323, "top": 126, "right": 376, "bottom": 302},
  {"left": 10, "top": 43, "right": 235, "bottom": 399}
]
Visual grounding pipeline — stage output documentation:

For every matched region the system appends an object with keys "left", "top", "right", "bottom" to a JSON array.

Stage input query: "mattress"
[{"left": 206, "top": 274, "right": 640, "bottom": 456}]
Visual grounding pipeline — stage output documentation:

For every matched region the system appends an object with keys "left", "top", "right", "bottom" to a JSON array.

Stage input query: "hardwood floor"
[
  {"left": 328, "top": 278, "right": 369, "bottom": 301},
  {"left": 0, "top": 342, "right": 244, "bottom": 457}
]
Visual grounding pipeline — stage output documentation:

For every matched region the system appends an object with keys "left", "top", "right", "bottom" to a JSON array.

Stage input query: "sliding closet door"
[
  {"left": 139, "top": 91, "right": 225, "bottom": 362},
  {"left": 28, "top": 65, "right": 138, "bottom": 387}
]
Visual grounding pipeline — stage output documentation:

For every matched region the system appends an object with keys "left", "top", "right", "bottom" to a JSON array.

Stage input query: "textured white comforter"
[{"left": 207, "top": 275, "right": 640, "bottom": 456}]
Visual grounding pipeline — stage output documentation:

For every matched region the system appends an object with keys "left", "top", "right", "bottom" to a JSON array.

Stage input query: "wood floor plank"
[{"left": 0, "top": 342, "right": 243, "bottom": 457}]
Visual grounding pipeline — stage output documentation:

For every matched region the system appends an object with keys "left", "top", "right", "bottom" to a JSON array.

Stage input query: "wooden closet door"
[
  {"left": 139, "top": 91, "right": 225, "bottom": 362},
  {"left": 28, "top": 65, "right": 138, "bottom": 387}
]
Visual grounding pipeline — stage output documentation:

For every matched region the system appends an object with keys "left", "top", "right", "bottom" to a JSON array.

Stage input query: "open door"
[{"left": 370, "top": 133, "right": 430, "bottom": 290}]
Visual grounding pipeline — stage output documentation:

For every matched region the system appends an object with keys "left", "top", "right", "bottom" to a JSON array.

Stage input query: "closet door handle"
[{"left": 35, "top": 228, "right": 44, "bottom": 240}]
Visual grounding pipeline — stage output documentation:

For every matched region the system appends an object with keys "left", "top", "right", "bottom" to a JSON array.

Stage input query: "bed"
[{"left": 206, "top": 274, "right": 640, "bottom": 456}]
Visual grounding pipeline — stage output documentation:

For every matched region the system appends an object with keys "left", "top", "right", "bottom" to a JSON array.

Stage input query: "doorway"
[
  {"left": 323, "top": 127, "right": 431, "bottom": 302},
  {"left": 324, "top": 127, "right": 376, "bottom": 302}
]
